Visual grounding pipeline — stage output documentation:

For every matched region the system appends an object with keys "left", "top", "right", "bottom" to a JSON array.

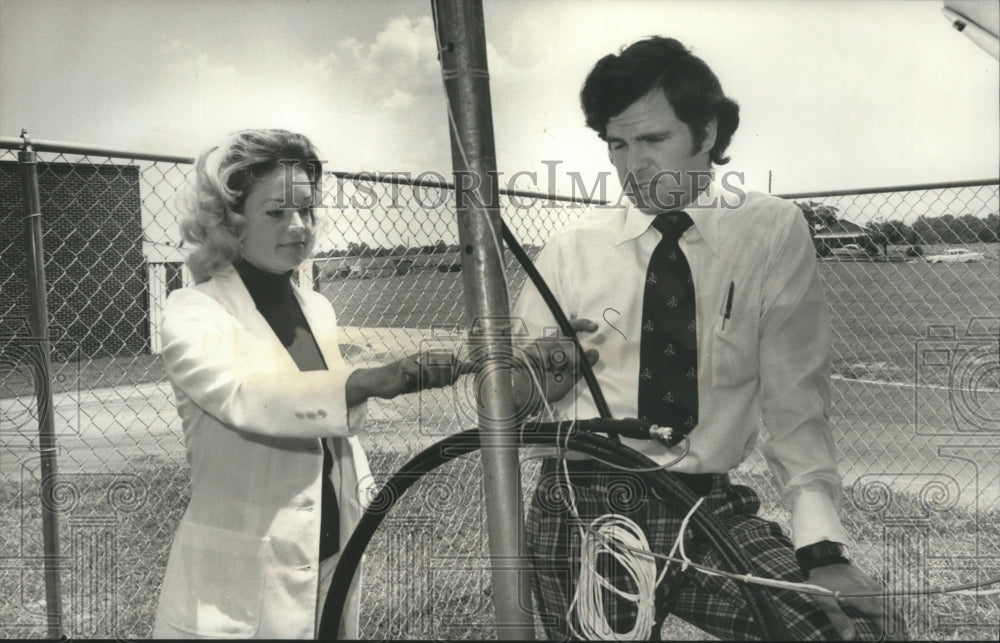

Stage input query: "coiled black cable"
[
  {"left": 317, "top": 421, "right": 788, "bottom": 640},
  {"left": 500, "top": 221, "right": 617, "bottom": 443}
]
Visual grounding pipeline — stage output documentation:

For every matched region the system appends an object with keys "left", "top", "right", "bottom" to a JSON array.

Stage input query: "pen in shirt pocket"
[{"left": 721, "top": 281, "right": 735, "bottom": 330}]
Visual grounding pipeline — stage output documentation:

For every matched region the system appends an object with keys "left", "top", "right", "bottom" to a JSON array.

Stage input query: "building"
[
  {"left": 1, "top": 161, "right": 147, "bottom": 359},
  {"left": 811, "top": 218, "right": 880, "bottom": 256}
]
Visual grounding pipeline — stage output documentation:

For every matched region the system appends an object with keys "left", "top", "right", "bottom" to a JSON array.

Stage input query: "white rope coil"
[{"left": 567, "top": 513, "right": 667, "bottom": 640}]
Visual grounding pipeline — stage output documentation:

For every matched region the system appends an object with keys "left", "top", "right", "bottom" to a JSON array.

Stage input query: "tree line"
[
  {"left": 795, "top": 200, "right": 999, "bottom": 249},
  {"left": 869, "top": 213, "right": 999, "bottom": 245},
  {"left": 314, "top": 240, "right": 459, "bottom": 259},
  {"left": 315, "top": 204, "right": 997, "bottom": 259}
]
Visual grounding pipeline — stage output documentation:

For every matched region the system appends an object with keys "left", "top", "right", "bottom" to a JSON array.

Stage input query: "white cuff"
[{"left": 790, "top": 488, "right": 852, "bottom": 550}]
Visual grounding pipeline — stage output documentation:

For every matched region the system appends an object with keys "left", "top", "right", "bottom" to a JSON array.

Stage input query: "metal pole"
[
  {"left": 0, "top": 135, "right": 194, "bottom": 164},
  {"left": 432, "top": 2, "right": 534, "bottom": 638},
  {"left": 18, "top": 131, "right": 64, "bottom": 638}
]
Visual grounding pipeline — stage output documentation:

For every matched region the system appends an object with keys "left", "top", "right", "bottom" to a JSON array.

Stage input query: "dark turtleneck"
[{"left": 234, "top": 259, "right": 339, "bottom": 560}]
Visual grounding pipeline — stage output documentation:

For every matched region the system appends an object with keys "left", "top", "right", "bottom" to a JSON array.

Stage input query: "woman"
[{"left": 153, "top": 129, "right": 454, "bottom": 639}]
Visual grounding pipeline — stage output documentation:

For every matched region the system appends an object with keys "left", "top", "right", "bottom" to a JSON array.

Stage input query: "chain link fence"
[
  {"left": 1, "top": 137, "right": 997, "bottom": 639},
  {"left": 773, "top": 182, "right": 999, "bottom": 640},
  {"left": 0, "top": 141, "right": 195, "bottom": 638}
]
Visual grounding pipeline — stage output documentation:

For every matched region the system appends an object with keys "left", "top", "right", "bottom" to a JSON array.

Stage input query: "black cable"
[
  {"left": 500, "top": 221, "right": 619, "bottom": 445},
  {"left": 318, "top": 422, "right": 788, "bottom": 640}
]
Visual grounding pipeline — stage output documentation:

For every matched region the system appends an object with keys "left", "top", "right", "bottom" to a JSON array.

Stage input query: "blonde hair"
[{"left": 180, "top": 129, "right": 322, "bottom": 283}]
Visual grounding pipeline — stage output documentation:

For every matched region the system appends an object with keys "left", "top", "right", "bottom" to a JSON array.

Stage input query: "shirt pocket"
[
  {"left": 161, "top": 521, "right": 271, "bottom": 638},
  {"left": 710, "top": 319, "right": 759, "bottom": 387}
]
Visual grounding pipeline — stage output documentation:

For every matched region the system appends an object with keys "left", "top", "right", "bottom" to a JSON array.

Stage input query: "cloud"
[
  {"left": 379, "top": 88, "right": 415, "bottom": 111},
  {"left": 162, "top": 39, "right": 193, "bottom": 55},
  {"left": 287, "top": 14, "right": 453, "bottom": 173},
  {"left": 335, "top": 16, "right": 440, "bottom": 112},
  {"left": 366, "top": 15, "right": 439, "bottom": 76},
  {"left": 302, "top": 51, "right": 342, "bottom": 83},
  {"left": 162, "top": 45, "right": 240, "bottom": 85}
]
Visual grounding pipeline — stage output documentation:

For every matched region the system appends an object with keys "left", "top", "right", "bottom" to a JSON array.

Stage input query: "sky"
[{"left": 1, "top": 0, "right": 998, "bottom": 201}]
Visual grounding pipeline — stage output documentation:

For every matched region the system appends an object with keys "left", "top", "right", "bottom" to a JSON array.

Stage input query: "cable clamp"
[{"left": 649, "top": 425, "right": 674, "bottom": 447}]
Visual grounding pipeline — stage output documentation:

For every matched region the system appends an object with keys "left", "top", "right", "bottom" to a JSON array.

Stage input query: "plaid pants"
[{"left": 527, "top": 460, "right": 888, "bottom": 640}]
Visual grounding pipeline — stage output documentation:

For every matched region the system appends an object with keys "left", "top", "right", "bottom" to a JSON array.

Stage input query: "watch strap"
[{"left": 795, "top": 540, "right": 849, "bottom": 575}]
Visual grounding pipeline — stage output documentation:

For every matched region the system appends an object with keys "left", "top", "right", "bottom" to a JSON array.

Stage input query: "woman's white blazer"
[{"left": 152, "top": 265, "right": 373, "bottom": 639}]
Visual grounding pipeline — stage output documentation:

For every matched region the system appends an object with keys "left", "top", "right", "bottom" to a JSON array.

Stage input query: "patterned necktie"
[{"left": 637, "top": 212, "right": 698, "bottom": 446}]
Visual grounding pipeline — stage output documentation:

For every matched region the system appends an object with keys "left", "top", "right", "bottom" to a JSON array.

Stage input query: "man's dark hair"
[{"left": 581, "top": 36, "right": 740, "bottom": 165}]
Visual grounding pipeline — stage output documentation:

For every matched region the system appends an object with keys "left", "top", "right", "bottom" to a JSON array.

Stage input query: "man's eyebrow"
[
  {"left": 604, "top": 129, "right": 673, "bottom": 143},
  {"left": 636, "top": 129, "right": 672, "bottom": 140}
]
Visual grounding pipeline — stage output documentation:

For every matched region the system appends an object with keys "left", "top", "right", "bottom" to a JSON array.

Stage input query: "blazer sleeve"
[{"left": 161, "top": 287, "right": 360, "bottom": 438}]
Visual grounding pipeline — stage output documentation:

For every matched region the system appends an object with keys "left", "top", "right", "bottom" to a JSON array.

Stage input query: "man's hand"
[
  {"left": 808, "top": 562, "right": 903, "bottom": 640},
  {"left": 512, "top": 318, "right": 599, "bottom": 413}
]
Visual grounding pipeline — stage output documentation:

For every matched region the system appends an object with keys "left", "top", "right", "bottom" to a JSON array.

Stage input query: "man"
[{"left": 514, "top": 36, "right": 897, "bottom": 640}]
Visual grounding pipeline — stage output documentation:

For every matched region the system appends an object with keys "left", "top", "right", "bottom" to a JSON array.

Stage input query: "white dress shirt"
[{"left": 513, "top": 184, "right": 850, "bottom": 549}]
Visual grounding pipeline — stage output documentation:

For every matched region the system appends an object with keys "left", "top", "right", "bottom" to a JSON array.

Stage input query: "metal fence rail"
[{"left": 1, "top": 135, "right": 997, "bottom": 639}]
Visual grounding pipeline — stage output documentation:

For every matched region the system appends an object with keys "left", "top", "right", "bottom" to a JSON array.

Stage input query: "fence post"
[
  {"left": 18, "top": 131, "right": 65, "bottom": 638},
  {"left": 433, "top": 2, "right": 535, "bottom": 639},
  {"left": 148, "top": 263, "right": 166, "bottom": 355}
]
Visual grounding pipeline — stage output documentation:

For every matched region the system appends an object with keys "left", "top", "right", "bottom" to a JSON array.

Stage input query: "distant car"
[
  {"left": 830, "top": 243, "right": 870, "bottom": 259},
  {"left": 925, "top": 248, "right": 985, "bottom": 264}
]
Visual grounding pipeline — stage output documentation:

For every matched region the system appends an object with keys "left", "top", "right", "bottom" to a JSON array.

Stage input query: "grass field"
[
  {"left": 1, "top": 455, "right": 996, "bottom": 640},
  {"left": 1, "top": 247, "right": 997, "bottom": 638},
  {"left": 818, "top": 252, "right": 999, "bottom": 387},
  {"left": 0, "top": 456, "right": 186, "bottom": 639}
]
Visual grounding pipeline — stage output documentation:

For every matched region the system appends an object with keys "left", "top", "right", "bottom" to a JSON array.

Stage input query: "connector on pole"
[{"left": 20, "top": 128, "right": 33, "bottom": 152}]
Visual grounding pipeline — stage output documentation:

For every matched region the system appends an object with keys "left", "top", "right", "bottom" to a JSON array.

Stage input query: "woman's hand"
[
  {"left": 346, "top": 352, "right": 460, "bottom": 406},
  {"left": 346, "top": 318, "right": 598, "bottom": 410},
  {"left": 392, "top": 351, "right": 462, "bottom": 397}
]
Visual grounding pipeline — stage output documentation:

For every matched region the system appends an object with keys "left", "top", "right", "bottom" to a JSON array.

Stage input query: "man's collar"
[{"left": 615, "top": 182, "right": 723, "bottom": 255}]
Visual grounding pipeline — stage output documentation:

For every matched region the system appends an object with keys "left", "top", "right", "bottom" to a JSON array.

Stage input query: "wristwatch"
[{"left": 795, "top": 540, "right": 850, "bottom": 575}]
